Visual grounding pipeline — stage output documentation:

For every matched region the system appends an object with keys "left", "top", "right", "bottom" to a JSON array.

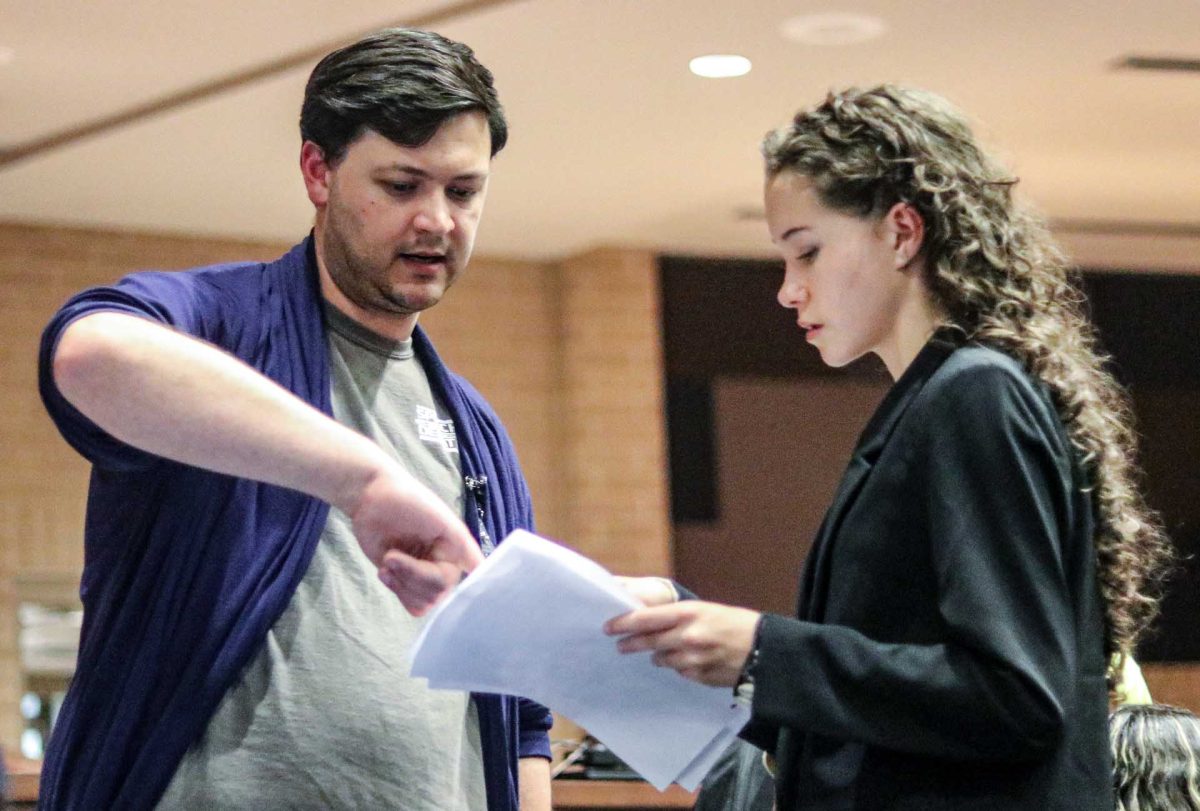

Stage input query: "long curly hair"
[{"left": 762, "top": 85, "right": 1172, "bottom": 682}]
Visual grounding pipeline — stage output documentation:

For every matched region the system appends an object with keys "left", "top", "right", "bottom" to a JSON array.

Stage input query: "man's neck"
[
  {"left": 311, "top": 232, "right": 419, "bottom": 342},
  {"left": 319, "top": 281, "right": 420, "bottom": 343}
]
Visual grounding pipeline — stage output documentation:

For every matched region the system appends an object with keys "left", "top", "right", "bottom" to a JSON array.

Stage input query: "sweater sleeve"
[
  {"left": 517, "top": 697, "right": 554, "bottom": 759},
  {"left": 38, "top": 271, "right": 214, "bottom": 471},
  {"left": 38, "top": 265, "right": 267, "bottom": 472},
  {"left": 749, "top": 363, "right": 1081, "bottom": 761}
]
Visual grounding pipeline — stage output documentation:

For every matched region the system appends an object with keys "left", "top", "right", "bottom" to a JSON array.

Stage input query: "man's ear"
[
  {"left": 885, "top": 202, "right": 925, "bottom": 269},
  {"left": 299, "top": 141, "right": 332, "bottom": 208}
]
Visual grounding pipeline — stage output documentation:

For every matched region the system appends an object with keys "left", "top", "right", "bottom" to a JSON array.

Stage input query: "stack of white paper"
[{"left": 410, "top": 529, "right": 750, "bottom": 791}]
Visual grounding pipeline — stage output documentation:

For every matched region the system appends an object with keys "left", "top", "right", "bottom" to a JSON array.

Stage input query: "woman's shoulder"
[
  {"left": 939, "top": 341, "right": 1027, "bottom": 379},
  {"left": 917, "top": 342, "right": 1058, "bottom": 430},
  {"left": 902, "top": 342, "right": 1073, "bottom": 473},
  {"left": 928, "top": 343, "right": 1039, "bottom": 399}
]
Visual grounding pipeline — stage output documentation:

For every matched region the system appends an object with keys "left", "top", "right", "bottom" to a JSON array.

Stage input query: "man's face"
[{"left": 302, "top": 111, "right": 492, "bottom": 337}]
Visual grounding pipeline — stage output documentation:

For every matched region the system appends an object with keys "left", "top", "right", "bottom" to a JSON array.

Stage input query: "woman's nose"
[{"left": 777, "top": 270, "right": 809, "bottom": 309}]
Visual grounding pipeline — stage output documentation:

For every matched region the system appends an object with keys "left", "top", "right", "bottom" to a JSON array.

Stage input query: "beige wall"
[{"left": 0, "top": 222, "right": 671, "bottom": 752}]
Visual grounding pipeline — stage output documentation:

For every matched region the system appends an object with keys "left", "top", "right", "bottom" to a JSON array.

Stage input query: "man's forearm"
[
  {"left": 518, "top": 757, "right": 552, "bottom": 811},
  {"left": 53, "top": 311, "right": 389, "bottom": 513}
]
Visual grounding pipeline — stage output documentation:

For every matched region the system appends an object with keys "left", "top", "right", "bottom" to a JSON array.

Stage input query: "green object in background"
[{"left": 1114, "top": 655, "right": 1153, "bottom": 706}]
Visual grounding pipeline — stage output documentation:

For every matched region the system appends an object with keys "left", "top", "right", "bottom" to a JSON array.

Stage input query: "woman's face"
[{"left": 764, "top": 171, "right": 929, "bottom": 377}]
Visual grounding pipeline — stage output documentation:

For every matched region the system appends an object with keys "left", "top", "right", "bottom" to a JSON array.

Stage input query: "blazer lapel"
[{"left": 797, "top": 331, "right": 962, "bottom": 620}]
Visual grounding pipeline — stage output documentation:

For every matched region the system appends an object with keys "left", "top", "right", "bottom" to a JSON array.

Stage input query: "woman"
[{"left": 606, "top": 86, "right": 1171, "bottom": 809}]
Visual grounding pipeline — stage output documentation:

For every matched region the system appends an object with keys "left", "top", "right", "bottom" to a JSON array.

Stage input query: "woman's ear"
[{"left": 885, "top": 202, "right": 925, "bottom": 269}]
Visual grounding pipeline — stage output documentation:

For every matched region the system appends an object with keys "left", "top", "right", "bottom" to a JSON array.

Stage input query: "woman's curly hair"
[{"left": 762, "top": 85, "right": 1172, "bottom": 683}]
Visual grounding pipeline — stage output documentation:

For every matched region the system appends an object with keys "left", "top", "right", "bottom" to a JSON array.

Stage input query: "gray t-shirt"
[{"left": 158, "top": 305, "right": 486, "bottom": 810}]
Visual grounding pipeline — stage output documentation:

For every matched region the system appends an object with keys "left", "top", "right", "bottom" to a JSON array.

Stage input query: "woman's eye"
[{"left": 799, "top": 248, "right": 819, "bottom": 262}]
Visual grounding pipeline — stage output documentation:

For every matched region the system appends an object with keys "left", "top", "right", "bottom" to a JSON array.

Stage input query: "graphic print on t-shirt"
[{"left": 415, "top": 404, "right": 459, "bottom": 454}]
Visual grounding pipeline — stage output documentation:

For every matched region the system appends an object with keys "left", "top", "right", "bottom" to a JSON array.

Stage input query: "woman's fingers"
[
  {"left": 608, "top": 601, "right": 762, "bottom": 688},
  {"left": 605, "top": 603, "right": 691, "bottom": 636}
]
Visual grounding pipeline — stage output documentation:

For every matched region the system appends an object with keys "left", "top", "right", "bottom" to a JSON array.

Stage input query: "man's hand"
[
  {"left": 604, "top": 601, "right": 761, "bottom": 687},
  {"left": 348, "top": 463, "right": 483, "bottom": 616}
]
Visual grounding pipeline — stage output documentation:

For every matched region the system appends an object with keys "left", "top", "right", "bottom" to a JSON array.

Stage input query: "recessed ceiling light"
[
  {"left": 0, "top": 47, "right": 15, "bottom": 66},
  {"left": 781, "top": 13, "right": 887, "bottom": 46},
  {"left": 689, "top": 54, "right": 752, "bottom": 79}
]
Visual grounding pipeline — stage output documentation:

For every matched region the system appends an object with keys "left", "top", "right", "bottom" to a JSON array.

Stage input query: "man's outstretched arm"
[{"left": 53, "top": 311, "right": 481, "bottom": 613}]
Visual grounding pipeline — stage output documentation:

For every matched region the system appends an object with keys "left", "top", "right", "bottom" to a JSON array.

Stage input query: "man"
[{"left": 37, "top": 28, "right": 552, "bottom": 810}]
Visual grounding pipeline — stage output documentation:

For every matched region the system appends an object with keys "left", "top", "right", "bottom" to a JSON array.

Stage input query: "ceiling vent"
[{"left": 1113, "top": 55, "right": 1200, "bottom": 74}]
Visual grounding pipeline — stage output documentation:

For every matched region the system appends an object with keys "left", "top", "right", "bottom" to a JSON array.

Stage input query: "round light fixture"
[
  {"left": 781, "top": 13, "right": 887, "bottom": 46},
  {"left": 689, "top": 54, "right": 752, "bottom": 79}
]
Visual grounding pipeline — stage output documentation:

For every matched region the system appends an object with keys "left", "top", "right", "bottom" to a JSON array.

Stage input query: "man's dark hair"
[{"left": 300, "top": 27, "right": 507, "bottom": 163}]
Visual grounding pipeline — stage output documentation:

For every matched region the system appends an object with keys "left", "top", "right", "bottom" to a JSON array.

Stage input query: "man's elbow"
[{"left": 52, "top": 313, "right": 137, "bottom": 409}]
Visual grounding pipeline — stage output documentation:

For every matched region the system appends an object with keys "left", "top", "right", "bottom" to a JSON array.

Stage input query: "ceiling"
[{"left": 1, "top": 0, "right": 1198, "bottom": 267}]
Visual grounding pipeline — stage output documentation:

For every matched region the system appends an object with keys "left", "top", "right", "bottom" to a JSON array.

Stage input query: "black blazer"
[{"left": 742, "top": 332, "right": 1112, "bottom": 810}]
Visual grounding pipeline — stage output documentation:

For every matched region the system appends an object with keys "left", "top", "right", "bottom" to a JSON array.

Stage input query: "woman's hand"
[
  {"left": 613, "top": 576, "right": 679, "bottom": 607},
  {"left": 604, "top": 601, "right": 761, "bottom": 687}
]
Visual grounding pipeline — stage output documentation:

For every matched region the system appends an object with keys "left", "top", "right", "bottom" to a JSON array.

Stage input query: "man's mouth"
[{"left": 399, "top": 252, "right": 446, "bottom": 265}]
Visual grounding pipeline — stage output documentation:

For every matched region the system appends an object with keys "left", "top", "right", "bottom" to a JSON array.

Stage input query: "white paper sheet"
[{"left": 410, "top": 529, "right": 750, "bottom": 791}]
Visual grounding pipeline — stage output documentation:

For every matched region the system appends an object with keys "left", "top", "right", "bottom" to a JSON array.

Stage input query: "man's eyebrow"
[{"left": 385, "top": 164, "right": 488, "bottom": 182}]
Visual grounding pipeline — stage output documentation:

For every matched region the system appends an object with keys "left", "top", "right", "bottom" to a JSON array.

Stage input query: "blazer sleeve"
[{"left": 749, "top": 363, "right": 1081, "bottom": 761}]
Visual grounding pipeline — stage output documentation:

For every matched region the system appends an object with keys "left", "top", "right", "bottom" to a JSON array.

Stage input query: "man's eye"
[
  {"left": 388, "top": 182, "right": 416, "bottom": 194},
  {"left": 448, "top": 187, "right": 478, "bottom": 202}
]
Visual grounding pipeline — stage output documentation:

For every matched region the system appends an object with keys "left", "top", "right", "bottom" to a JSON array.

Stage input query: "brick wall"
[
  {"left": 556, "top": 248, "right": 672, "bottom": 577},
  {"left": 0, "top": 222, "right": 673, "bottom": 753}
]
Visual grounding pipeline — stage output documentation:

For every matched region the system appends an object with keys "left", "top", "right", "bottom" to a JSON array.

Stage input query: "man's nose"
[{"left": 413, "top": 194, "right": 453, "bottom": 235}]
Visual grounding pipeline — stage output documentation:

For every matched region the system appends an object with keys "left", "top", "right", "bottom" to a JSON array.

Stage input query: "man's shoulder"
[
  {"left": 101, "top": 258, "right": 264, "bottom": 307},
  {"left": 120, "top": 239, "right": 306, "bottom": 295},
  {"left": 134, "top": 257, "right": 268, "bottom": 289},
  {"left": 112, "top": 241, "right": 311, "bottom": 319}
]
